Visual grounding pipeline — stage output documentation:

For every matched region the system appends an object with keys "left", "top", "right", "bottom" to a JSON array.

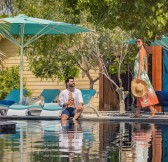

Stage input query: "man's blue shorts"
[{"left": 62, "top": 107, "right": 75, "bottom": 118}]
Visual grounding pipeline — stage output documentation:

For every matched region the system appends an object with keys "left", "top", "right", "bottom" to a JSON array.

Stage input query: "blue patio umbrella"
[
  {"left": 124, "top": 38, "right": 136, "bottom": 45},
  {"left": 0, "top": 14, "right": 91, "bottom": 101},
  {"left": 151, "top": 35, "right": 168, "bottom": 50}
]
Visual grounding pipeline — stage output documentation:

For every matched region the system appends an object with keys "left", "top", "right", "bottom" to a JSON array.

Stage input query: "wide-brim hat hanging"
[{"left": 131, "top": 79, "right": 148, "bottom": 97}]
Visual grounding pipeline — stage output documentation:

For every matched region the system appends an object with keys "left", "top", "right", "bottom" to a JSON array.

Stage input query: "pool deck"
[{"left": 0, "top": 111, "right": 168, "bottom": 123}]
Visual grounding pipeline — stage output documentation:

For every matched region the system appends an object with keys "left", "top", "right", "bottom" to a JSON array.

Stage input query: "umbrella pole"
[{"left": 20, "top": 24, "right": 24, "bottom": 103}]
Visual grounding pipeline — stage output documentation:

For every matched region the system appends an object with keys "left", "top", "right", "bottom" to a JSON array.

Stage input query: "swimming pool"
[{"left": 0, "top": 120, "right": 166, "bottom": 162}]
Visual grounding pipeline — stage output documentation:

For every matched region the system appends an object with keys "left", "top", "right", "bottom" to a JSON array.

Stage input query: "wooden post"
[
  {"left": 99, "top": 74, "right": 104, "bottom": 111},
  {"left": 152, "top": 46, "right": 162, "bottom": 90},
  {"left": 152, "top": 46, "right": 162, "bottom": 112}
]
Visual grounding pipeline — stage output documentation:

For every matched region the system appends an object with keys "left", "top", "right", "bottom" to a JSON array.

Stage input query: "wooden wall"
[
  {"left": 152, "top": 46, "right": 162, "bottom": 91},
  {"left": 99, "top": 74, "right": 119, "bottom": 111},
  {"left": 0, "top": 39, "right": 100, "bottom": 109},
  {"left": 151, "top": 46, "right": 162, "bottom": 112}
]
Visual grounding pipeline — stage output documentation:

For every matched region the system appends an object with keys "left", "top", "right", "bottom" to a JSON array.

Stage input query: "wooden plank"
[
  {"left": 152, "top": 46, "right": 162, "bottom": 112},
  {"left": 101, "top": 75, "right": 119, "bottom": 111},
  {"left": 152, "top": 46, "right": 162, "bottom": 90},
  {"left": 99, "top": 74, "right": 104, "bottom": 111}
]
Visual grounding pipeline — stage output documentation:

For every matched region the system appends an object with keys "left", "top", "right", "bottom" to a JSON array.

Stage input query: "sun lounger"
[
  {"left": 40, "top": 89, "right": 100, "bottom": 117},
  {"left": 0, "top": 89, "right": 27, "bottom": 115},
  {"left": 6, "top": 89, "right": 60, "bottom": 116},
  {"left": 40, "top": 103, "right": 62, "bottom": 116},
  {"left": 81, "top": 89, "right": 100, "bottom": 117}
]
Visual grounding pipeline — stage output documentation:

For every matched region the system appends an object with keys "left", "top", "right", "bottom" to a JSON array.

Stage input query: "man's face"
[{"left": 68, "top": 79, "right": 75, "bottom": 87}]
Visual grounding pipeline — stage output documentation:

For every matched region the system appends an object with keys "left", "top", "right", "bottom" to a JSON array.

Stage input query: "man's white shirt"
[{"left": 59, "top": 88, "right": 83, "bottom": 110}]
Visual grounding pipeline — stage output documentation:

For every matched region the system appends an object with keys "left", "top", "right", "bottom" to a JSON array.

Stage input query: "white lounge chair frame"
[{"left": 82, "top": 93, "right": 100, "bottom": 117}]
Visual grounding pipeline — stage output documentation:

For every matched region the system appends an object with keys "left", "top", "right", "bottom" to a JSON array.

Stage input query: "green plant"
[{"left": 0, "top": 66, "right": 30, "bottom": 99}]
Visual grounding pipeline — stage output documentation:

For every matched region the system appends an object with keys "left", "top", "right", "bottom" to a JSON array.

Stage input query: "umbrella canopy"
[
  {"left": 0, "top": 14, "right": 90, "bottom": 101},
  {"left": 1, "top": 14, "right": 90, "bottom": 35},
  {"left": 124, "top": 38, "right": 136, "bottom": 45},
  {"left": 151, "top": 35, "right": 168, "bottom": 50}
]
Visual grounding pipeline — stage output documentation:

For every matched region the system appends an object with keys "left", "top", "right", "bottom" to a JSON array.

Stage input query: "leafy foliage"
[
  {"left": 13, "top": 0, "right": 82, "bottom": 23},
  {"left": 12, "top": 0, "right": 84, "bottom": 81},
  {"left": 65, "top": 0, "right": 168, "bottom": 40},
  {"left": 96, "top": 27, "right": 134, "bottom": 76},
  {"left": 26, "top": 35, "right": 80, "bottom": 81},
  {"left": 66, "top": 27, "right": 134, "bottom": 73},
  {"left": 0, "top": 0, "right": 137, "bottom": 86},
  {"left": 0, "top": 66, "right": 29, "bottom": 99}
]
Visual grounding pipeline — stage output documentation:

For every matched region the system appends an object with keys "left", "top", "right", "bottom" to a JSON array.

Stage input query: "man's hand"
[
  {"left": 76, "top": 106, "right": 83, "bottom": 110},
  {"left": 63, "top": 102, "right": 69, "bottom": 107},
  {"left": 67, "top": 99, "right": 75, "bottom": 108},
  {"left": 76, "top": 102, "right": 83, "bottom": 110}
]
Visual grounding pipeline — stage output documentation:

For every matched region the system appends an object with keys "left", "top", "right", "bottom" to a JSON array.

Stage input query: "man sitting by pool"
[{"left": 59, "top": 76, "right": 83, "bottom": 121}]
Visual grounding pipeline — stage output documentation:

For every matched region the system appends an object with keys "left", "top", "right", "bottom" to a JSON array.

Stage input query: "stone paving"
[
  {"left": 81, "top": 112, "right": 168, "bottom": 123},
  {"left": 0, "top": 111, "right": 168, "bottom": 123}
]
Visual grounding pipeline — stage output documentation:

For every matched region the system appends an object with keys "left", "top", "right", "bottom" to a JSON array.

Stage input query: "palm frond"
[
  {"left": 0, "top": 20, "right": 10, "bottom": 38},
  {"left": 0, "top": 52, "right": 6, "bottom": 70},
  {"left": 0, "top": 20, "right": 10, "bottom": 68},
  {"left": 0, "top": 49, "right": 7, "bottom": 60}
]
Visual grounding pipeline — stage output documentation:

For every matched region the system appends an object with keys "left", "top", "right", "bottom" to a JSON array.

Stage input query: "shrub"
[{"left": 0, "top": 66, "right": 30, "bottom": 99}]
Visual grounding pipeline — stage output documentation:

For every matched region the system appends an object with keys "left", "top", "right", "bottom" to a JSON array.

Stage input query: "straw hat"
[{"left": 131, "top": 79, "right": 148, "bottom": 97}]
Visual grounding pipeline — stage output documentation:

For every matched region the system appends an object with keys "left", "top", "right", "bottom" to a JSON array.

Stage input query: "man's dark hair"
[{"left": 65, "top": 76, "right": 74, "bottom": 84}]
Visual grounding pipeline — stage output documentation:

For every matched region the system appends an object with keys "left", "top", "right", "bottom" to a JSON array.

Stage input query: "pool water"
[{"left": 0, "top": 120, "right": 166, "bottom": 162}]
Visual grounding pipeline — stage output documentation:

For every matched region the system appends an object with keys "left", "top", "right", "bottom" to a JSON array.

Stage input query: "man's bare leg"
[
  {"left": 73, "top": 108, "right": 83, "bottom": 120},
  {"left": 61, "top": 114, "right": 69, "bottom": 122},
  {"left": 61, "top": 118, "right": 69, "bottom": 130}
]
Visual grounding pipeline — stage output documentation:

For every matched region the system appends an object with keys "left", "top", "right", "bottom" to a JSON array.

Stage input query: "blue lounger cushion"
[
  {"left": 156, "top": 91, "right": 168, "bottom": 105},
  {"left": 80, "top": 89, "right": 96, "bottom": 105},
  {"left": 156, "top": 91, "right": 168, "bottom": 100},
  {"left": 0, "top": 100, "right": 15, "bottom": 105},
  {"left": 8, "top": 89, "right": 61, "bottom": 110},
  {"left": 41, "top": 89, "right": 60, "bottom": 103},
  {"left": 9, "top": 104, "right": 41, "bottom": 110},
  {"left": 163, "top": 101, "right": 168, "bottom": 106},
  {"left": 156, "top": 91, "right": 168, "bottom": 112},
  {"left": 0, "top": 89, "right": 27, "bottom": 107},
  {"left": 43, "top": 103, "right": 62, "bottom": 111},
  {"left": 43, "top": 106, "right": 62, "bottom": 111}
]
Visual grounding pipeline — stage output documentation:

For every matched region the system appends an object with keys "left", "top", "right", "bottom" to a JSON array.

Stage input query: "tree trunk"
[
  {"left": 89, "top": 80, "right": 94, "bottom": 89},
  {"left": 89, "top": 76, "right": 100, "bottom": 89},
  {"left": 117, "top": 88, "right": 129, "bottom": 114},
  {"left": 119, "top": 99, "right": 125, "bottom": 114}
]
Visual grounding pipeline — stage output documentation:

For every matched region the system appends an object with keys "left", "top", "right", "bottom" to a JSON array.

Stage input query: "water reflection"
[
  {"left": 33, "top": 120, "right": 95, "bottom": 162},
  {"left": 131, "top": 123, "right": 161, "bottom": 162},
  {"left": 97, "top": 122, "right": 162, "bottom": 162},
  {"left": 0, "top": 120, "right": 166, "bottom": 162},
  {"left": 59, "top": 120, "right": 83, "bottom": 160}
]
